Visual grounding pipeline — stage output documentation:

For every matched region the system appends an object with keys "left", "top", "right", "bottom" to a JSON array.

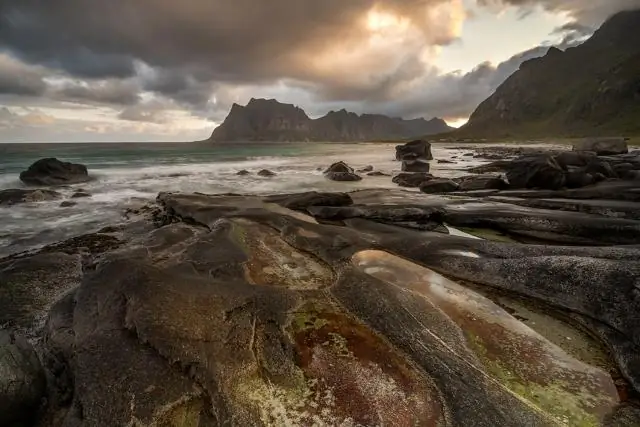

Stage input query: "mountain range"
[
  {"left": 459, "top": 9, "right": 640, "bottom": 138},
  {"left": 208, "top": 98, "right": 452, "bottom": 142}
]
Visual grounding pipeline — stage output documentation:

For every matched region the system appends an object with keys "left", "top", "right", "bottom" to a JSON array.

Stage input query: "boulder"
[
  {"left": 19, "top": 158, "right": 90, "bottom": 186},
  {"left": 392, "top": 172, "right": 433, "bottom": 188},
  {"left": 573, "top": 137, "right": 629, "bottom": 156},
  {"left": 401, "top": 159, "right": 430, "bottom": 173},
  {"left": 0, "top": 329, "right": 46, "bottom": 426},
  {"left": 506, "top": 155, "right": 566, "bottom": 190},
  {"left": 257, "top": 169, "right": 277, "bottom": 177},
  {"left": 419, "top": 179, "right": 459, "bottom": 194},
  {"left": 59, "top": 201, "right": 77, "bottom": 208},
  {"left": 585, "top": 160, "right": 617, "bottom": 179},
  {"left": 357, "top": 165, "right": 374, "bottom": 173},
  {"left": 455, "top": 176, "right": 508, "bottom": 192},
  {"left": 613, "top": 163, "right": 636, "bottom": 175},
  {"left": 367, "top": 171, "right": 391, "bottom": 177},
  {"left": 395, "top": 140, "right": 433, "bottom": 161},
  {"left": 236, "top": 169, "right": 251, "bottom": 176},
  {"left": 565, "top": 171, "right": 596, "bottom": 189},
  {"left": 555, "top": 151, "right": 597, "bottom": 168},
  {"left": 264, "top": 191, "right": 353, "bottom": 211},
  {"left": 437, "top": 159, "right": 455, "bottom": 164},
  {"left": 0, "top": 189, "right": 61, "bottom": 206},
  {"left": 324, "top": 162, "right": 362, "bottom": 182},
  {"left": 71, "top": 191, "right": 92, "bottom": 199}
]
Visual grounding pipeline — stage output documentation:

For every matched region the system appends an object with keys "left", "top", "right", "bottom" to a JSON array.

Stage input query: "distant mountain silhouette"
[
  {"left": 209, "top": 98, "right": 452, "bottom": 141},
  {"left": 459, "top": 9, "right": 640, "bottom": 138}
]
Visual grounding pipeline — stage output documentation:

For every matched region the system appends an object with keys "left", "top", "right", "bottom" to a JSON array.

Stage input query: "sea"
[{"left": 0, "top": 141, "right": 484, "bottom": 257}]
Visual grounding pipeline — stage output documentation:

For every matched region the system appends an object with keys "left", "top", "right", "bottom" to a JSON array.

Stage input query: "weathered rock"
[
  {"left": 59, "top": 201, "right": 76, "bottom": 208},
  {"left": 0, "top": 329, "right": 46, "bottom": 426},
  {"left": 392, "top": 172, "right": 433, "bottom": 188},
  {"left": 395, "top": 139, "right": 433, "bottom": 161},
  {"left": 565, "top": 171, "right": 596, "bottom": 189},
  {"left": 257, "top": 169, "right": 277, "bottom": 177},
  {"left": 236, "top": 169, "right": 251, "bottom": 176},
  {"left": 506, "top": 155, "right": 566, "bottom": 190},
  {"left": 264, "top": 191, "right": 353, "bottom": 211},
  {"left": 437, "top": 159, "right": 454, "bottom": 164},
  {"left": 19, "top": 158, "right": 90, "bottom": 186},
  {"left": 357, "top": 165, "right": 374, "bottom": 173},
  {"left": 585, "top": 159, "right": 617, "bottom": 179},
  {"left": 419, "top": 179, "right": 459, "bottom": 194},
  {"left": 366, "top": 171, "right": 390, "bottom": 176},
  {"left": 454, "top": 175, "right": 508, "bottom": 192},
  {"left": 574, "top": 137, "right": 629, "bottom": 156},
  {"left": 323, "top": 161, "right": 362, "bottom": 182},
  {"left": 467, "top": 160, "right": 512, "bottom": 174},
  {"left": 306, "top": 204, "right": 445, "bottom": 231},
  {"left": 71, "top": 191, "right": 91, "bottom": 199},
  {"left": 555, "top": 151, "right": 597, "bottom": 168},
  {"left": 401, "top": 159, "right": 430, "bottom": 173},
  {"left": 462, "top": 153, "right": 474, "bottom": 157},
  {"left": 0, "top": 189, "right": 61, "bottom": 206}
]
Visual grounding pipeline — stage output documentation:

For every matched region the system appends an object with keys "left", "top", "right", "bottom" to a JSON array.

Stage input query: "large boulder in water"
[
  {"left": 401, "top": 159, "right": 430, "bottom": 172},
  {"left": 324, "top": 161, "right": 362, "bottom": 182},
  {"left": 395, "top": 139, "right": 433, "bottom": 161},
  {"left": 0, "top": 329, "right": 47, "bottom": 426},
  {"left": 0, "top": 189, "right": 61, "bottom": 206},
  {"left": 506, "top": 155, "right": 566, "bottom": 190},
  {"left": 392, "top": 172, "right": 433, "bottom": 188},
  {"left": 20, "top": 158, "right": 90, "bottom": 186},
  {"left": 419, "top": 178, "right": 459, "bottom": 194},
  {"left": 573, "top": 137, "right": 629, "bottom": 156},
  {"left": 454, "top": 175, "right": 508, "bottom": 192}
]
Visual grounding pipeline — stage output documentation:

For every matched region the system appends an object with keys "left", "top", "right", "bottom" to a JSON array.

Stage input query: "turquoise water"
[{"left": 0, "top": 141, "right": 479, "bottom": 257}]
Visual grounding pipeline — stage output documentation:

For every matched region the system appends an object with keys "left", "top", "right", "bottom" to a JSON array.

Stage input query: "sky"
[{"left": 0, "top": 0, "right": 638, "bottom": 142}]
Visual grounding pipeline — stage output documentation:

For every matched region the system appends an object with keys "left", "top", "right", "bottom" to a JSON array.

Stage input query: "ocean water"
[{"left": 0, "top": 141, "right": 483, "bottom": 257}]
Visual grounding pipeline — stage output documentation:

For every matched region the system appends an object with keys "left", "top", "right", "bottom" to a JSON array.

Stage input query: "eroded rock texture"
[{"left": 2, "top": 190, "right": 639, "bottom": 426}]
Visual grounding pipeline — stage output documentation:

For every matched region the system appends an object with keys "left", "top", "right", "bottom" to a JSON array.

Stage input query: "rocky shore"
[{"left": 2, "top": 139, "right": 640, "bottom": 426}]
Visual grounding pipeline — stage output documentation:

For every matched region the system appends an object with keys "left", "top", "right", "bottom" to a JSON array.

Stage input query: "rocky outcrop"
[
  {"left": 209, "top": 98, "right": 452, "bottom": 142},
  {"left": 574, "top": 137, "right": 629, "bottom": 156},
  {"left": 506, "top": 155, "right": 567, "bottom": 190},
  {"left": 0, "top": 329, "right": 46, "bottom": 427},
  {"left": 401, "top": 159, "right": 430, "bottom": 173},
  {"left": 419, "top": 179, "right": 459, "bottom": 194},
  {"left": 0, "top": 189, "right": 61, "bottom": 206},
  {"left": 1, "top": 190, "right": 638, "bottom": 425},
  {"left": 323, "top": 162, "right": 362, "bottom": 182},
  {"left": 19, "top": 158, "right": 90, "bottom": 186},
  {"left": 257, "top": 169, "right": 277, "bottom": 177},
  {"left": 395, "top": 140, "right": 433, "bottom": 161},
  {"left": 392, "top": 172, "right": 433, "bottom": 188}
]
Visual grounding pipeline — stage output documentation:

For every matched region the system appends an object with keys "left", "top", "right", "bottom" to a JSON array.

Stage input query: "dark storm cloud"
[
  {"left": 52, "top": 80, "right": 142, "bottom": 105},
  {"left": 0, "top": 53, "right": 47, "bottom": 95}
]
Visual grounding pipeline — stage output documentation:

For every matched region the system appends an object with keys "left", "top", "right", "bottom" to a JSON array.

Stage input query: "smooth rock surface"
[
  {"left": 0, "top": 189, "right": 61, "bottom": 206},
  {"left": 19, "top": 158, "right": 90, "bottom": 186},
  {"left": 395, "top": 139, "right": 433, "bottom": 161},
  {"left": 323, "top": 162, "right": 362, "bottom": 182}
]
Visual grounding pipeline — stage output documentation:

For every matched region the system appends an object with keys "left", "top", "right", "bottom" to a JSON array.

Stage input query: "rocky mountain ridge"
[
  {"left": 459, "top": 9, "right": 640, "bottom": 138},
  {"left": 209, "top": 98, "right": 452, "bottom": 141}
]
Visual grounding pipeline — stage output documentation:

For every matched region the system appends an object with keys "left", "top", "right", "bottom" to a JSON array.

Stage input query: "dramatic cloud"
[
  {"left": 0, "top": 53, "right": 47, "bottom": 96},
  {"left": 51, "top": 79, "right": 142, "bottom": 106}
]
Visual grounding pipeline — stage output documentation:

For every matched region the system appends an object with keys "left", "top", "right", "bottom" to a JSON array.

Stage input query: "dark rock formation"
[
  {"left": 236, "top": 170, "right": 251, "bottom": 176},
  {"left": 437, "top": 159, "right": 454, "bottom": 164},
  {"left": 1, "top": 189, "right": 640, "bottom": 425},
  {"left": 257, "top": 169, "right": 277, "bottom": 177},
  {"left": 0, "top": 329, "right": 46, "bottom": 426},
  {"left": 59, "top": 201, "right": 76, "bottom": 208},
  {"left": 19, "top": 158, "right": 90, "bottom": 186},
  {"left": 395, "top": 139, "right": 433, "bottom": 161},
  {"left": 324, "top": 162, "right": 362, "bottom": 182},
  {"left": 71, "top": 192, "right": 91, "bottom": 199},
  {"left": 0, "top": 189, "right": 61, "bottom": 206},
  {"left": 574, "top": 137, "right": 629, "bottom": 156},
  {"left": 367, "top": 171, "right": 391, "bottom": 176},
  {"left": 210, "top": 98, "right": 452, "bottom": 142},
  {"left": 357, "top": 165, "right": 374, "bottom": 173},
  {"left": 392, "top": 172, "right": 433, "bottom": 188},
  {"left": 419, "top": 179, "right": 459, "bottom": 194},
  {"left": 506, "top": 155, "right": 566, "bottom": 190},
  {"left": 455, "top": 175, "right": 508, "bottom": 191},
  {"left": 401, "top": 159, "right": 430, "bottom": 173}
]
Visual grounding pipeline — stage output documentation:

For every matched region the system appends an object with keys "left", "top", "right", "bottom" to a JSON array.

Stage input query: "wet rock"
[
  {"left": 306, "top": 204, "right": 445, "bottom": 231},
  {"left": 236, "top": 169, "right": 251, "bottom": 176},
  {"left": 19, "top": 158, "right": 90, "bottom": 186},
  {"left": 437, "top": 159, "right": 454, "bottom": 164},
  {"left": 613, "top": 163, "right": 636, "bottom": 175},
  {"left": 565, "top": 171, "right": 596, "bottom": 189},
  {"left": 454, "top": 175, "right": 508, "bottom": 192},
  {"left": 555, "top": 151, "right": 597, "bottom": 168},
  {"left": 462, "top": 153, "right": 474, "bottom": 157},
  {"left": 585, "top": 159, "right": 617, "bottom": 179},
  {"left": 574, "top": 137, "right": 629, "bottom": 156},
  {"left": 392, "top": 172, "right": 433, "bottom": 188},
  {"left": 59, "top": 201, "right": 76, "bottom": 208},
  {"left": 622, "top": 170, "right": 640, "bottom": 180},
  {"left": 357, "top": 165, "right": 374, "bottom": 173},
  {"left": 324, "top": 161, "right": 362, "bottom": 182},
  {"left": 395, "top": 139, "right": 433, "bottom": 161},
  {"left": 0, "top": 189, "right": 61, "bottom": 206},
  {"left": 419, "top": 179, "right": 459, "bottom": 194},
  {"left": 0, "top": 329, "right": 46, "bottom": 426},
  {"left": 401, "top": 159, "right": 430, "bottom": 173},
  {"left": 467, "top": 160, "right": 512, "bottom": 174},
  {"left": 257, "top": 169, "right": 277, "bottom": 177},
  {"left": 506, "top": 155, "right": 566, "bottom": 190},
  {"left": 71, "top": 191, "right": 91, "bottom": 199},
  {"left": 366, "top": 171, "right": 390, "bottom": 176},
  {"left": 264, "top": 191, "right": 353, "bottom": 211}
]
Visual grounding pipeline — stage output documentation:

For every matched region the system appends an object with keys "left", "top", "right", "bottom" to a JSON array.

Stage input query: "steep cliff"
[
  {"left": 209, "top": 99, "right": 452, "bottom": 141},
  {"left": 460, "top": 9, "right": 640, "bottom": 138}
]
